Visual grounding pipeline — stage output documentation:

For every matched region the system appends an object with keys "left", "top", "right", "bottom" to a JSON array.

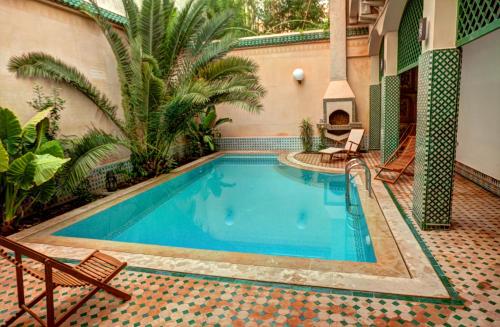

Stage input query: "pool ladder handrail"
[{"left": 345, "top": 158, "right": 372, "bottom": 207}]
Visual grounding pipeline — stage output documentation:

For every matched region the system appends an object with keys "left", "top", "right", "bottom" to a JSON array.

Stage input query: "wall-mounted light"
[
  {"left": 418, "top": 17, "right": 428, "bottom": 41},
  {"left": 293, "top": 68, "right": 305, "bottom": 84}
]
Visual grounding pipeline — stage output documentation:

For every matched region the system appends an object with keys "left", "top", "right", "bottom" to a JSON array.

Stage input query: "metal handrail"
[{"left": 345, "top": 158, "right": 372, "bottom": 207}]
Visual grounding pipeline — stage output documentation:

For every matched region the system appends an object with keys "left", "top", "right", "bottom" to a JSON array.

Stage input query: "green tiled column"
[
  {"left": 369, "top": 84, "right": 381, "bottom": 150},
  {"left": 413, "top": 49, "right": 462, "bottom": 230},
  {"left": 380, "top": 75, "right": 400, "bottom": 163}
]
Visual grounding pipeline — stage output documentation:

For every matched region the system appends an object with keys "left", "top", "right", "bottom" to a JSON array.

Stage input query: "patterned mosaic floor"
[{"left": 0, "top": 152, "right": 498, "bottom": 326}]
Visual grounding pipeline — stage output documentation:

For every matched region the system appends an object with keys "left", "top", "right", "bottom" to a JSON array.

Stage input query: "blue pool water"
[{"left": 55, "top": 155, "right": 375, "bottom": 262}]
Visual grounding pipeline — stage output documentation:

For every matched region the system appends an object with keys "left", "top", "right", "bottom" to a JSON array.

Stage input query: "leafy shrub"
[{"left": 300, "top": 118, "right": 314, "bottom": 152}]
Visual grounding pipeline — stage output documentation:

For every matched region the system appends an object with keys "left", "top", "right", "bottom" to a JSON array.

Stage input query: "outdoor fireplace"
[{"left": 329, "top": 109, "right": 350, "bottom": 126}]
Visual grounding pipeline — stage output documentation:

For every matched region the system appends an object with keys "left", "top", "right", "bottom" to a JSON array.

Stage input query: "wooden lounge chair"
[
  {"left": 319, "top": 128, "right": 365, "bottom": 162},
  {"left": 0, "top": 236, "right": 130, "bottom": 327},
  {"left": 374, "top": 136, "right": 416, "bottom": 184}
]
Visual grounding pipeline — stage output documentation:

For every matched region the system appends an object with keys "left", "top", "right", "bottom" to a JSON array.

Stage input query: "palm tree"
[{"left": 8, "top": 0, "right": 265, "bottom": 177}]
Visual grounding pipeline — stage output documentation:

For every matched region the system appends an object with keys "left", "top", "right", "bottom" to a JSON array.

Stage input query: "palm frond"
[
  {"left": 122, "top": 0, "right": 140, "bottom": 39},
  {"left": 179, "top": 34, "right": 238, "bottom": 81},
  {"left": 82, "top": 1, "right": 133, "bottom": 87},
  {"left": 198, "top": 56, "right": 258, "bottom": 80},
  {"left": 190, "top": 9, "right": 234, "bottom": 55},
  {"left": 160, "top": 0, "right": 206, "bottom": 78},
  {"left": 8, "top": 52, "right": 125, "bottom": 133},
  {"left": 140, "top": 0, "right": 165, "bottom": 57},
  {"left": 58, "top": 129, "right": 123, "bottom": 195}
]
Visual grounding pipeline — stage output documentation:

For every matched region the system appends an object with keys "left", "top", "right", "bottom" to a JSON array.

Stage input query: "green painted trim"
[
  {"left": 456, "top": 19, "right": 500, "bottom": 47},
  {"left": 382, "top": 183, "right": 463, "bottom": 305}
]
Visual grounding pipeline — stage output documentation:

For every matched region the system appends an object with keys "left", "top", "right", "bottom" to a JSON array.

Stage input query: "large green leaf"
[
  {"left": 0, "top": 141, "right": 8, "bottom": 172},
  {"left": 22, "top": 109, "right": 51, "bottom": 144},
  {"left": 0, "top": 107, "right": 22, "bottom": 155},
  {"left": 32, "top": 179, "right": 57, "bottom": 204},
  {"left": 33, "top": 154, "right": 70, "bottom": 186},
  {"left": 6, "top": 152, "right": 37, "bottom": 190},
  {"left": 36, "top": 140, "right": 65, "bottom": 158}
]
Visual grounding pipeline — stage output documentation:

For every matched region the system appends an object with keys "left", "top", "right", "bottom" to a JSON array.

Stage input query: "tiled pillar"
[
  {"left": 369, "top": 84, "right": 381, "bottom": 150},
  {"left": 412, "top": 48, "right": 461, "bottom": 229},
  {"left": 380, "top": 75, "right": 400, "bottom": 163},
  {"left": 380, "top": 32, "right": 400, "bottom": 163}
]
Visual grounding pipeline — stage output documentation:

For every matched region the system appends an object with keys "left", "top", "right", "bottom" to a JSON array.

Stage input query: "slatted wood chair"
[
  {"left": 319, "top": 129, "right": 365, "bottom": 162},
  {"left": 0, "top": 236, "right": 130, "bottom": 327},
  {"left": 374, "top": 136, "right": 416, "bottom": 184}
]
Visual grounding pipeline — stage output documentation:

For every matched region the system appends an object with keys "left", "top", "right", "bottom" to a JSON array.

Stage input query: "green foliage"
[
  {"left": 317, "top": 124, "right": 328, "bottom": 150},
  {"left": 300, "top": 118, "right": 314, "bottom": 152},
  {"left": 57, "top": 129, "right": 121, "bottom": 195},
  {"left": 206, "top": 0, "right": 328, "bottom": 35},
  {"left": 188, "top": 106, "right": 232, "bottom": 156},
  {"left": 27, "top": 85, "right": 65, "bottom": 139},
  {"left": 9, "top": 0, "right": 265, "bottom": 177},
  {"left": 0, "top": 107, "right": 69, "bottom": 228}
]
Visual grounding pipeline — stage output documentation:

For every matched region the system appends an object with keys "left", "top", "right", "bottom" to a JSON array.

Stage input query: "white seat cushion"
[{"left": 319, "top": 147, "right": 344, "bottom": 154}]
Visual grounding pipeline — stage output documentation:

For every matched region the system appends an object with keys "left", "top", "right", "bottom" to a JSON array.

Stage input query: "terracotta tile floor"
[{"left": 1, "top": 152, "right": 499, "bottom": 326}]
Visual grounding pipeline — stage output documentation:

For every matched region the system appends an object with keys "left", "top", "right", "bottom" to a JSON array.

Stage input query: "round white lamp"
[{"left": 292, "top": 68, "right": 305, "bottom": 84}]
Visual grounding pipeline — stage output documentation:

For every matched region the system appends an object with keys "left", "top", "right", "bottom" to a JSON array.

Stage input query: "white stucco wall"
[{"left": 456, "top": 29, "right": 500, "bottom": 180}]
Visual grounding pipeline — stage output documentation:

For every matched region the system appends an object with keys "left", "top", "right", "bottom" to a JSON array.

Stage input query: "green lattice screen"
[
  {"left": 397, "top": 0, "right": 423, "bottom": 74},
  {"left": 457, "top": 0, "right": 500, "bottom": 46}
]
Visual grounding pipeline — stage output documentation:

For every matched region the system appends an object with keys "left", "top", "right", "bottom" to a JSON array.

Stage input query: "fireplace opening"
[{"left": 329, "top": 110, "right": 349, "bottom": 126}]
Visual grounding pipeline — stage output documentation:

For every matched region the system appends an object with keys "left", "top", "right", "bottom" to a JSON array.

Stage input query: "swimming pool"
[{"left": 55, "top": 154, "right": 375, "bottom": 262}]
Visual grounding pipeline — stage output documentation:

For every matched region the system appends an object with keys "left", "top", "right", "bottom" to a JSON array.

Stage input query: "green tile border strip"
[
  {"left": 382, "top": 183, "right": 463, "bottom": 305},
  {"left": 236, "top": 26, "right": 369, "bottom": 49},
  {"left": 54, "top": 256, "right": 463, "bottom": 305},
  {"left": 455, "top": 161, "right": 500, "bottom": 196},
  {"left": 52, "top": 0, "right": 127, "bottom": 25}
]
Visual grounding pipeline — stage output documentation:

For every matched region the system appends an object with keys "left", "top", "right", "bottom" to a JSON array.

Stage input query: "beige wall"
[
  {"left": 456, "top": 30, "right": 500, "bottom": 180},
  {"left": 0, "top": 0, "right": 122, "bottom": 137},
  {"left": 218, "top": 37, "right": 371, "bottom": 137}
]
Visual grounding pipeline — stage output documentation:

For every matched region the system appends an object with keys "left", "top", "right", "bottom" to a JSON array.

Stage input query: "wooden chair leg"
[
  {"left": 45, "top": 261, "right": 55, "bottom": 327},
  {"left": 14, "top": 252, "right": 25, "bottom": 308}
]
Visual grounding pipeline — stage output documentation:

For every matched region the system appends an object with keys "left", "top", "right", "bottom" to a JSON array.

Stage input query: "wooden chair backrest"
[
  {"left": 0, "top": 236, "right": 52, "bottom": 264},
  {"left": 344, "top": 129, "right": 365, "bottom": 151}
]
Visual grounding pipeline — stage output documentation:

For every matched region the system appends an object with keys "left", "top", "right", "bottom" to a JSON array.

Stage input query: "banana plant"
[
  {"left": 0, "top": 107, "right": 69, "bottom": 231},
  {"left": 188, "top": 106, "right": 232, "bottom": 156}
]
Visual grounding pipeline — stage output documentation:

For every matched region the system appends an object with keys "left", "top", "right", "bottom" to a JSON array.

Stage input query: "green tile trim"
[
  {"left": 456, "top": 0, "right": 500, "bottom": 47},
  {"left": 380, "top": 75, "right": 400, "bottom": 163},
  {"left": 382, "top": 183, "right": 463, "bottom": 305},
  {"left": 237, "top": 31, "right": 330, "bottom": 48},
  {"left": 413, "top": 49, "right": 461, "bottom": 230},
  {"left": 53, "top": 0, "right": 127, "bottom": 25},
  {"left": 369, "top": 84, "right": 382, "bottom": 150},
  {"left": 455, "top": 161, "right": 500, "bottom": 196},
  {"left": 346, "top": 26, "right": 370, "bottom": 37},
  {"left": 54, "top": 255, "right": 463, "bottom": 305},
  {"left": 236, "top": 26, "right": 369, "bottom": 49}
]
